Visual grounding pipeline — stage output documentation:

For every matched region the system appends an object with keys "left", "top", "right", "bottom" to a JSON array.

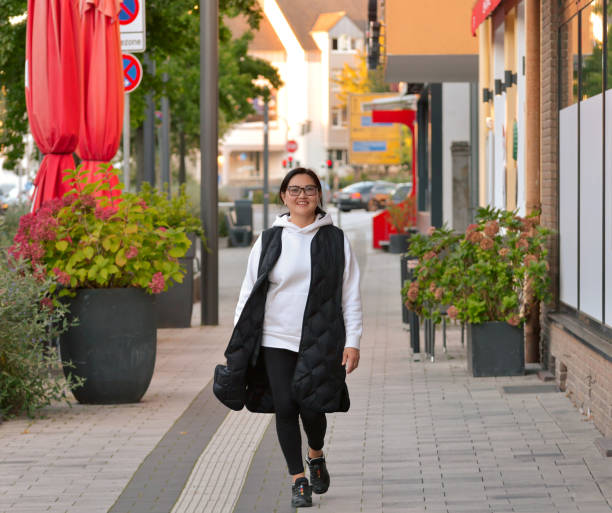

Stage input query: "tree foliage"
[
  {"left": 333, "top": 50, "right": 389, "bottom": 108},
  {"left": 0, "top": 0, "right": 282, "bottom": 169}
]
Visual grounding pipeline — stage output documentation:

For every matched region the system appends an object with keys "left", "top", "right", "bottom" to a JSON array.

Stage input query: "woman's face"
[{"left": 281, "top": 174, "right": 321, "bottom": 219}]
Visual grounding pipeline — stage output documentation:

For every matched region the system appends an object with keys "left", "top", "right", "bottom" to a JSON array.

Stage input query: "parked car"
[
  {"left": 336, "top": 181, "right": 375, "bottom": 211},
  {"left": 367, "top": 182, "right": 398, "bottom": 211},
  {"left": 389, "top": 183, "right": 413, "bottom": 203},
  {"left": 337, "top": 181, "right": 395, "bottom": 212},
  {"left": 0, "top": 183, "right": 15, "bottom": 214}
]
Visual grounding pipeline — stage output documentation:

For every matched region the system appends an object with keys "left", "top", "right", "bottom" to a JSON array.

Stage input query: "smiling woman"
[{"left": 214, "top": 167, "right": 363, "bottom": 508}]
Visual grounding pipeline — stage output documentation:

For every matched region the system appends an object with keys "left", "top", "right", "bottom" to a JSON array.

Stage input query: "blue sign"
[
  {"left": 352, "top": 141, "right": 388, "bottom": 152},
  {"left": 360, "top": 116, "right": 392, "bottom": 127},
  {"left": 119, "top": 0, "right": 139, "bottom": 25},
  {"left": 123, "top": 54, "right": 142, "bottom": 93}
]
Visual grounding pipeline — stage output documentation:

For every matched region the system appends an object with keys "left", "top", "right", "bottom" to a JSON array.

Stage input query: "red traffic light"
[
  {"left": 288, "top": 156, "right": 293, "bottom": 164},
  {"left": 326, "top": 159, "right": 333, "bottom": 169}
]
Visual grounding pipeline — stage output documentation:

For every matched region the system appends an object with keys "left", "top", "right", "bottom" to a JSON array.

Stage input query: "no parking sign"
[
  {"left": 120, "top": 0, "right": 146, "bottom": 53},
  {"left": 123, "top": 54, "right": 143, "bottom": 93}
]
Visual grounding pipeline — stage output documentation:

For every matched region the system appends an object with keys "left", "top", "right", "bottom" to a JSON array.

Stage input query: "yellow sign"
[{"left": 349, "top": 93, "right": 401, "bottom": 165}]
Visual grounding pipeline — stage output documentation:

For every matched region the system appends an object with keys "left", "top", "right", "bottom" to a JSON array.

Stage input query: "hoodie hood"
[{"left": 272, "top": 211, "right": 333, "bottom": 233}]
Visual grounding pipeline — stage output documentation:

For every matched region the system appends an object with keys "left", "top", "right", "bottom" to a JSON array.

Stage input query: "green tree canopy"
[{"left": 0, "top": 0, "right": 282, "bottom": 170}]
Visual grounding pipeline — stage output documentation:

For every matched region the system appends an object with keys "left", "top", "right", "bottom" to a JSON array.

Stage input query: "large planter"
[
  {"left": 154, "top": 234, "right": 196, "bottom": 328},
  {"left": 60, "top": 288, "right": 156, "bottom": 404},
  {"left": 389, "top": 233, "right": 411, "bottom": 254},
  {"left": 467, "top": 322, "right": 524, "bottom": 377}
]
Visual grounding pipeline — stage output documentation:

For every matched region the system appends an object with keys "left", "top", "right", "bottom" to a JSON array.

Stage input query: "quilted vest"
[{"left": 213, "top": 223, "right": 350, "bottom": 414}]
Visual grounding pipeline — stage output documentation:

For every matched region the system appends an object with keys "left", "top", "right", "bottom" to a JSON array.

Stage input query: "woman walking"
[{"left": 214, "top": 167, "right": 362, "bottom": 508}]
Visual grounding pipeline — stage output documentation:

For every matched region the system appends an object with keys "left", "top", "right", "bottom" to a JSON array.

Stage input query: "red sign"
[
  {"left": 123, "top": 54, "right": 143, "bottom": 93},
  {"left": 471, "top": 0, "right": 503, "bottom": 36},
  {"left": 119, "top": 0, "right": 140, "bottom": 25},
  {"left": 286, "top": 139, "right": 298, "bottom": 153}
]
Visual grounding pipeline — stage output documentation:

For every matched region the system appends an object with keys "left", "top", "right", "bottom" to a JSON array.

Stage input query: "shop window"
[
  {"left": 331, "top": 38, "right": 338, "bottom": 50},
  {"left": 331, "top": 107, "right": 347, "bottom": 128},
  {"left": 559, "top": 14, "right": 579, "bottom": 108},
  {"left": 581, "top": 0, "right": 603, "bottom": 99}
]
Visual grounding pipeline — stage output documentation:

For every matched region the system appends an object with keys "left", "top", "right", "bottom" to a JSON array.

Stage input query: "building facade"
[
  {"left": 220, "top": 1, "right": 367, "bottom": 191},
  {"left": 380, "top": 0, "right": 478, "bottom": 231},
  {"left": 474, "top": 0, "right": 612, "bottom": 437}
]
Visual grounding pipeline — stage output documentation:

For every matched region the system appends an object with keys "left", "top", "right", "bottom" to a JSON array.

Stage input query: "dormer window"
[{"left": 331, "top": 34, "right": 357, "bottom": 52}]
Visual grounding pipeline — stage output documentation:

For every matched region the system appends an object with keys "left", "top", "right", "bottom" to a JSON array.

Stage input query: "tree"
[
  {"left": 333, "top": 50, "right": 389, "bottom": 108},
  {"left": 0, "top": 1, "right": 28, "bottom": 169},
  {"left": 0, "top": 0, "right": 282, "bottom": 175}
]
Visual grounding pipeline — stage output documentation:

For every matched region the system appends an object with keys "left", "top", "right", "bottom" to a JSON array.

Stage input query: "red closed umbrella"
[
  {"left": 78, "top": 0, "right": 124, "bottom": 198},
  {"left": 26, "top": 0, "right": 82, "bottom": 211}
]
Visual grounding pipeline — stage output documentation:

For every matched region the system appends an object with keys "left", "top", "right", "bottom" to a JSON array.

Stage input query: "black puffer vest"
[{"left": 213, "top": 223, "right": 350, "bottom": 413}]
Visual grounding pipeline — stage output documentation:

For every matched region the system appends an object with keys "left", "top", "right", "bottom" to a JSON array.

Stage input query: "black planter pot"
[
  {"left": 389, "top": 233, "right": 411, "bottom": 254},
  {"left": 154, "top": 234, "right": 197, "bottom": 328},
  {"left": 467, "top": 322, "right": 524, "bottom": 377},
  {"left": 60, "top": 288, "right": 156, "bottom": 404}
]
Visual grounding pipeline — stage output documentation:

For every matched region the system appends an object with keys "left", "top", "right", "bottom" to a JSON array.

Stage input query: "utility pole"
[
  {"left": 143, "top": 54, "right": 156, "bottom": 187},
  {"left": 161, "top": 72, "right": 171, "bottom": 197},
  {"left": 200, "top": 0, "right": 219, "bottom": 325},
  {"left": 263, "top": 94, "right": 269, "bottom": 230}
]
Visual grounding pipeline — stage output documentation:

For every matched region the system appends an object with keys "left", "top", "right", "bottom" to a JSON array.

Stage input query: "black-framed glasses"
[{"left": 286, "top": 185, "right": 318, "bottom": 196}]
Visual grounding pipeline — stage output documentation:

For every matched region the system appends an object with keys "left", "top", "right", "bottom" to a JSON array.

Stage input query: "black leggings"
[{"left": 262, "top": 347, "right": 326, "bottom": 475}]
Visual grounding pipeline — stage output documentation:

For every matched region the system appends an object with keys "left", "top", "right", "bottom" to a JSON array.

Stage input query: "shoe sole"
[
  {"left": 312, "top": 486, "right": 328, "bottom": 495},
  {"left": 291, "top": 499, "right": 312, "bottom": 508}
]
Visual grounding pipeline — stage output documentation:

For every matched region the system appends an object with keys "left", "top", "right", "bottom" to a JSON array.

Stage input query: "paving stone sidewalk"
[{"left": 1, "top": 215, "right": 611, "bottom": 513}]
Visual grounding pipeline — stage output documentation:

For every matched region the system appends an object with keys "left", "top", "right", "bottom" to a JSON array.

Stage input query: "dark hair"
[{"left": 279, "top": 167, "right": 325, "bottom": 215}]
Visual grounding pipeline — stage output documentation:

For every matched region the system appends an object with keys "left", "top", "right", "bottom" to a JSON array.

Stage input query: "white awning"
[{"left": 361, "top": 94, "right": 418, "bottom": 111}]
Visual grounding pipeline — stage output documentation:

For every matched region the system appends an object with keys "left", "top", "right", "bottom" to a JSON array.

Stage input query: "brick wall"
[
  {"left": 541, "top": 1, "right": 612, "bottom": 437},
  {"left": 539, "top": 0, "right": 559, "bottom": 369},
  {"left": 550, "top": 325, "right": 612, "bottom": 437}
]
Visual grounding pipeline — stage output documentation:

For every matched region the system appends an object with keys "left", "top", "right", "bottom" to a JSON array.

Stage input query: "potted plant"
[
  {"left": 403, "top": 207, "right": 551, "bottom": 377},
  {"left": 138, "top": 183, "right": 205, "bottom": 328},
  {"left": 386, "top": 194, "right": 417, "bottom": 254},
  {"left": 9, "top": 166, "right": 192, "bottom": 403}
]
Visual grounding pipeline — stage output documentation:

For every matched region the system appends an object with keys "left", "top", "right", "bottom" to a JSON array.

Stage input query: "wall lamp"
[
  {"left": 494, "top": 78, "right": 504, "bottom": 95},
  {"left": 482, "top": 88, "right": 492, "bottom": 103},
  {"left": 504, "top": 69, "right": 517, "bottom": 88}
]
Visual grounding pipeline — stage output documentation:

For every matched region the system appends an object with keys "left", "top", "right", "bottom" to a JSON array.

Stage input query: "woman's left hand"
[{"left": 342, "top": 348, "right": 360, "bottom": 374}]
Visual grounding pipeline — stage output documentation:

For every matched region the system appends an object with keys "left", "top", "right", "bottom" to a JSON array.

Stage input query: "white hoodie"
[{"left": 234, "top": 212, "right": 362, "bottom": 352}]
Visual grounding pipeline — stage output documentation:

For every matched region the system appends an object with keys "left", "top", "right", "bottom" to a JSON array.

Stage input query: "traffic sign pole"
[
  {"left": 123, "top": 94, "right": 130, "bottom": 191},
  {"left": 263, "top": 98, "right": 269, "bottom": 230},
  {"left": 200, "top": 0, "right": 219, "bottom": 326}
]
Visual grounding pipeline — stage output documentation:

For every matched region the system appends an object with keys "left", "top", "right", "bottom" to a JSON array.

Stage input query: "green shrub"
[
  {"left": 218, "top": 211, "right": 229, "bottom": 237},
  {"left": 0, "top": 257, "right": 83, "bottom": 418}
]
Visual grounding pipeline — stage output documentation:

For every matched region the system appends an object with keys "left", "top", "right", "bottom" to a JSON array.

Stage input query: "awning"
[
  {"left": 471, "top": 0, "right": 503, "bottom": 36},
  {"left": 361, "top": 94, "right": 418, "bottom": 112}
]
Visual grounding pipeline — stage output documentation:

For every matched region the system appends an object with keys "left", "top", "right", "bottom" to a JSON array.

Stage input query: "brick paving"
[{"left": 1, "top": 212, "right": 611, "bottom": 513}]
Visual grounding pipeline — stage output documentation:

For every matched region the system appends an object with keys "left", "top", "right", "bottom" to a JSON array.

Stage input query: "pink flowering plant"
[
  {"left": 403, "top": 207, "right": 552, "bottom": 325},
  {"left": 9, "top": 166, "right": 192, "bottom": 295}
]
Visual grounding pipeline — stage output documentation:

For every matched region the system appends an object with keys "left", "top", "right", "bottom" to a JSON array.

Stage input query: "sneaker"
[
  {"left": 306, "top": 454, "right": 330, "bottom": 494},
  {"left": 291, "top": 477, "right": 312, "bottom": 508}
]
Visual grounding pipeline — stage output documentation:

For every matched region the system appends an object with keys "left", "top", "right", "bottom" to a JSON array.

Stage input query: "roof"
[
  {"left": 224, "top": 14, "right": 284, "bottom": 52},
  {"left": 311, "top": 11, "right": 347, "bottom": 33},
  {"left": 275, "top": 0, "right": 367, "bottom": 51}
]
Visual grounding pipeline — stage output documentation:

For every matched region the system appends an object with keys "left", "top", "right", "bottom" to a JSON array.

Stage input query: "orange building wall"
[{"left": 386, "top": 0, "right": 478, "bottom": 55}]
